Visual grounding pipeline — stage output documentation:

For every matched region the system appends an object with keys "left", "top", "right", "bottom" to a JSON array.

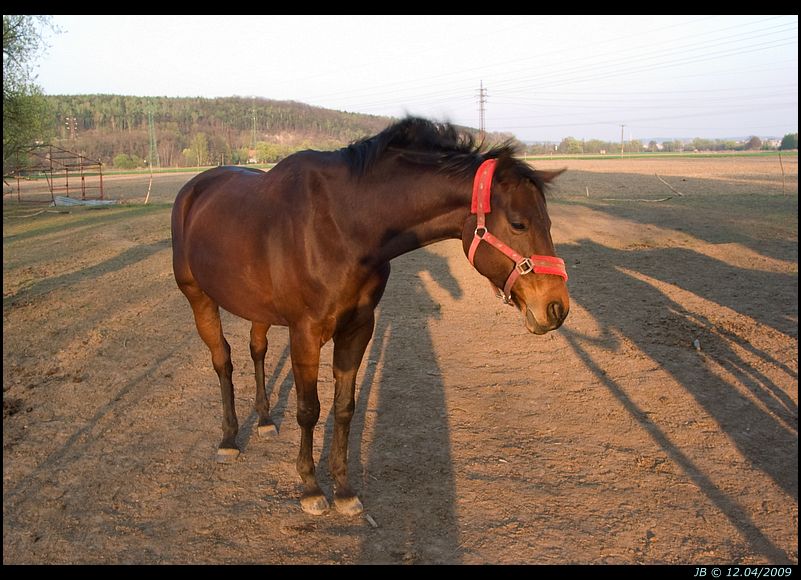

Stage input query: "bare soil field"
[{"left": 3, "top": 155, "right": 798, "bottom": 564}]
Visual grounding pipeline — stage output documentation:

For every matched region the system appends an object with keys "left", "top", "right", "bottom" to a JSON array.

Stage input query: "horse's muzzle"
[{"left": 525, "top": 301, "right": 568, "bottom": 335}]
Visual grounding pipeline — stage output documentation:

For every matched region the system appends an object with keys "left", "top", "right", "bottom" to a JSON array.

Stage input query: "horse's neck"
[{"left": 363, "top": 167, "right": 473, "bottom": 264}]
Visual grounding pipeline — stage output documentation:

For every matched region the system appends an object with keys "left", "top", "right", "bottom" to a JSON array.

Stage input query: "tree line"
[
  {"left": 18, "top": 90, "right": 801, "bottom": 170},
  {"left": 42, "top": 94, "right": 396, "bottom": 168},
  {"left": 32, "top": 94, "right": 522, "bottom": 170},
  {"left": 526, "top": 134, "right": 797, "bottom": 156}
]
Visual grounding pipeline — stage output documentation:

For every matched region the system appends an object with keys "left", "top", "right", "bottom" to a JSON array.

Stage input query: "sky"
[{"left": 34, "top": 15, "right": 798, "bottom": 143}]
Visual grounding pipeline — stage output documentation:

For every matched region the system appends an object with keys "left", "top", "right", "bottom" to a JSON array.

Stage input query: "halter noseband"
[{"left": 467, "top": 158, "right": 568, "bottom": 303}]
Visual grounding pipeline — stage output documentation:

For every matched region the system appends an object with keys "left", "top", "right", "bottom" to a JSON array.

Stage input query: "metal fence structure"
[{"left": 3, "top": 144, "right": 104, "bottom": 203}]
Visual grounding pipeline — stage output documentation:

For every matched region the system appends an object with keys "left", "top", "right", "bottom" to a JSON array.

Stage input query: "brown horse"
[{"left": 171, "top": 117, "right": 569, "bottom": 516}]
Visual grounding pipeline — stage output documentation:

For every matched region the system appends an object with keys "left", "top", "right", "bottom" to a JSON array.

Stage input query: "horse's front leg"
[
  {"left": 330, "top": 311, "right": 376, "bottom": 516},
  {"left": 289, "top": 322, "right": 327, "bottom": 515}
]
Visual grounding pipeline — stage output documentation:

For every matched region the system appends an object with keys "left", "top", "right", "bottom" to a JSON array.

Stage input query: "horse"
[{"left": 171, "top": 117, "right": 569, "bottom": 516}]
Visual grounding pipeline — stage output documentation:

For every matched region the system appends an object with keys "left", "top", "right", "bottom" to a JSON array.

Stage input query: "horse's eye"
[{"left": 510, "top": 221, "right": 528, "bottom": 232}]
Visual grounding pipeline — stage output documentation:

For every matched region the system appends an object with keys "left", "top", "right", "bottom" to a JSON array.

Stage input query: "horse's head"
[{"left": 461, "top": 157, "right": 569, "bottom": 335}]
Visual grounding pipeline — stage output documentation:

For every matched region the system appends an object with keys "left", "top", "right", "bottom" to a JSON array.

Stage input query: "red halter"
[{"left": 467, "top": 158, "right": 568, "bottom": 303}]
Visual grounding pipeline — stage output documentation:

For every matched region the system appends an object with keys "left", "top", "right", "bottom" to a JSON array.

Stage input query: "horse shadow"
[
  {"left": 344, "top": 247, "right": 464, "bottom": 563},
  {"left": 562, "top": 237, "right": 797, "bottom": 562},
  {"left": 239, "top": 247, "right": 465, "bottom": 563}
]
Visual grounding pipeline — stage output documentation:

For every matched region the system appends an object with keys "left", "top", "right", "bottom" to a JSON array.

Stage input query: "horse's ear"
[{"left": 534, "top": 168, "right": 566, "bottom": 183}]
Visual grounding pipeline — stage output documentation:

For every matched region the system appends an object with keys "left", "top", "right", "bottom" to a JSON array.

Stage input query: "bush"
[
  {"left": 113, "top": 153, "right": 140, "bottom": 169},
  {"left": 254, "top": 141, "right": 295, "bottom": 163}
]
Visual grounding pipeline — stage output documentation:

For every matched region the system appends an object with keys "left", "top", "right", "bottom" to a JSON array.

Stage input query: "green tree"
[
  {"left": 692, "top": 138, "right": 714, "bottom": 151},
  {"left": 255, "top": 141, "right": 279, "bottom": 163},
  {"left": 558, "top": 136, "right": 583, "bottom": 154},
  {"left": 584, "top": 139, "right": 609, "bottom": 154},
  {"left": 744, "top": 136, "right": 762, "bottom": 150},
  {"left": 232, "top": 146, "right": 251, "bottom": 164},
  {"left": 3, "top": 15, "right": 54, "bottom": 168},
  {"left": 780, "top": 133, "right": 798, "bottom": 150},
  {"left": 208, "top": 134, "right": 229, "bottom": 165},
  {"left": 254, "top": 141, "right": 298, "bottom": 163},
  {"left": 189, "top": 132, "right": 209, "bottom": 166}
]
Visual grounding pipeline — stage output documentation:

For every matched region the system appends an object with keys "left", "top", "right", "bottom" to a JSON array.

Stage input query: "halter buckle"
[
  {"left": 474, "top": 226, "right": 487, "bottom": 238},
  {"left": 516, "top": 258, "right": 534, "bottom": 275}
]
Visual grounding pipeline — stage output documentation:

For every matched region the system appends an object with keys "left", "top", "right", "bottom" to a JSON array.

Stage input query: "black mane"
[{"left": 342, "top": 116, "right": 546, "bottom": 193}]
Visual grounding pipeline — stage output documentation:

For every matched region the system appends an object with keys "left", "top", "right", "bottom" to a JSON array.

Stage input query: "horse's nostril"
[{"left": 548, "top": 301, "right": 565, "bottom": 324}]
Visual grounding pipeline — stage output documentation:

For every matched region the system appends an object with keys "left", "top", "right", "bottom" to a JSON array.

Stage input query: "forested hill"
[{"left": 43, "top": 94, "right": 395, "bottom": 168}]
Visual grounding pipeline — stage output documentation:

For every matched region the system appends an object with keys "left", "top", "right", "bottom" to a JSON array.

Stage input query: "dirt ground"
[{"left": 3, "top": 155, "right": 798, "bottom": 564}]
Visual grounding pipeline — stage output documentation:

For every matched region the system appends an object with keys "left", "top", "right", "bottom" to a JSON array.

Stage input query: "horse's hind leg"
[
  {"left": 250, "top": 322, "right": 278, "bottom": 437},
  {"left": 182, "top": 284, "right": 239, "bottom": 463}
]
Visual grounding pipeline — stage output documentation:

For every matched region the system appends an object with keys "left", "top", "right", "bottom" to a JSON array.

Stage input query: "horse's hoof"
[
  {"left": 334, "top": 494, "right": 363, "bottom": 516},
  {"left": 300, "top": 493, "right": 329, "bottom": 515},
  {"left": 215, "top": 447, "right": 240, "bottom": 463},
  {"left": 257, "top": 423, "right": 278, "bottom": 438}
]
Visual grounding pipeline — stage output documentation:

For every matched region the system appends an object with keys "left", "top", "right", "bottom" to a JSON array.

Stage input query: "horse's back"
[{"left": 170, "top": 157, "right": 346, "bottom": 325}]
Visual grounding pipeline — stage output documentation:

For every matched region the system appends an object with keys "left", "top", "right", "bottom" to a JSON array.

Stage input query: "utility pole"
[
  {"left": 477, "top": 81, "right": 488, "bottom": 141},
  {"left": 65, "top": 116, "right": 77, "bottom": 140},
  {"left": 251, "top": 97, "right": 257, "bottom": 149},
  {"left": 147, "top": 107, "right": 160, "bottom": 168},
  {"left": 620, "top": 124, "right": 626, "bottom": 158}
]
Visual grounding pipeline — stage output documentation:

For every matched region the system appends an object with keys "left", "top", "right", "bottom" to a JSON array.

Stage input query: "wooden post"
[
  {"left": 80, "top": 155, "right": 86, "bottom": 200},
  {"left": 144, "top": 160, "right": 153, "bottom": 204}
]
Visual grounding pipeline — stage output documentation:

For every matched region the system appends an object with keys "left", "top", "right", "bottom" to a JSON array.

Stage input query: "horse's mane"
[{"left": 341, "top": 116, "right": 546, "bottom": 193}]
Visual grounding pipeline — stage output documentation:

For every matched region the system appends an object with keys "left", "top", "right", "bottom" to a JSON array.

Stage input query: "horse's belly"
[
  {"left": 216, "top": 293, "right": 288, "bottom": 326},
  {"left": 189, "top": 254, "right": 286, "bottom": 326}
]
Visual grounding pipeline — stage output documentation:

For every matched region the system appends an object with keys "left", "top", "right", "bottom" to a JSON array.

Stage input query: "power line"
[
  {"left": 492, "top": 19, "right": 796, "bottom": 93},
  {"left": 491, "top": 102, "right": 798, "bottom": 130},
  {"left": 493, "top": 35, "right": 797, "bottom": 97},
  {"left": 294, "top": 17, "right": 795, "bottom": 114},
  {"left": 296, "top": 16, "right": 721, "bottom": 106}
]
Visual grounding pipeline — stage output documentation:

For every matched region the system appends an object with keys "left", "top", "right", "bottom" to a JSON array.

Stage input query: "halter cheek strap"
[{"left": 467, "top": 159, "right": 568, "bottom": 302}]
